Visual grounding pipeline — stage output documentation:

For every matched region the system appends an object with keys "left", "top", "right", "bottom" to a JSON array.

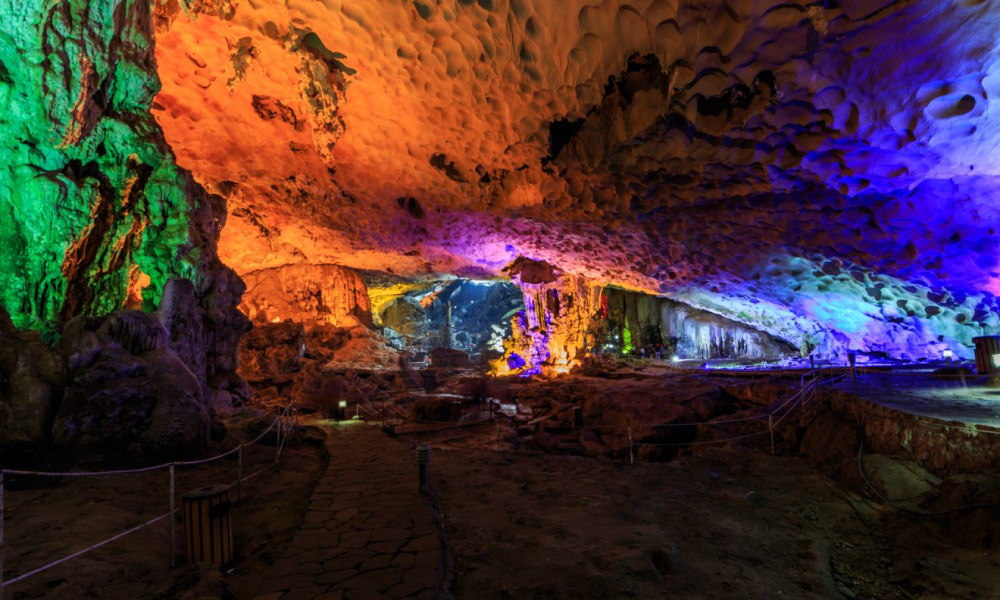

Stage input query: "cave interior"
[{"left": 2, "top": 0, "right": 1000, "bottom": 598}]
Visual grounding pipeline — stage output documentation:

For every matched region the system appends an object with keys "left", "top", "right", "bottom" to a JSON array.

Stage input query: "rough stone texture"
[
  {"left": 240, "top": 264, "right": 373, "bottom": 328},
  {"left": 0, "top": 307, "right": 67, "bottom": 444},
  {"left": 238, "top": 317, "right": 405, "bottom": 416},
  {"left": 239, "top": 321, "right": 308, "bottom": 379},
  {"left": 0, "top": 298, "right": 222, "bottom": 459},
  {"left": 497, "top": 262, "right": 797, "bottom": 375},
  {"left": 151, "top": 0, "right": 1000, "bottom": 359},
  {"left": 373, "top": 278, "right": 524, "bottom": 357},
  {"left": 52, "top": 307, "right": 214, "bottom": 458},
  {"left": 52, "top": 343, "right": 211, "bottom": 459},
  {"left": 859, "top": 454, "right": 942, "bottom": 502},
  {"left": 800, "top": 390, "right": 1000, "bottom": 478},
  {"left": 0, "top": 1, "right": 251, "bottom": 454},
  {"left": 0, "top": 0, "right": 240, "bottom": 334}
]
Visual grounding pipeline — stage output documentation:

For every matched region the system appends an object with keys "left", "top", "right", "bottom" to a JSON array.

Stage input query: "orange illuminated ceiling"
[
  {"left": 153, "top": 0, "right": 601, "bottom": 275},
  {"left": 151, "top": 1, "right": 1000, "bottom": 306}
]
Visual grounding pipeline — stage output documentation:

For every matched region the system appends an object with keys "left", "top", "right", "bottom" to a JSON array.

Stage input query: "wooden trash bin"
[{"left": 183, "top": 484, "right": 234, "bottom": 566}]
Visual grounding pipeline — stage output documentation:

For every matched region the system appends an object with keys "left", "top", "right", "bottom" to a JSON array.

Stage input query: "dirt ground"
[
  {"left": 431, "top": 444, "right": 1000, "bottom": 600},
  {"left": 5, "top": 372, "right": 1000, "bottom": 600},
  {"left": 1, "top": 420, "right": 327, "bottom": 600}
]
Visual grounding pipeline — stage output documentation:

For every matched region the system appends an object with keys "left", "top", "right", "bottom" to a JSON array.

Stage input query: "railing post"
[
  {"left": 236, "top": 444, "right": 243, "bottom": 503},
  {"left": 169, "top": 464, "right": 176, "bottom": 568},
  {"left": 849, "top": 352, "right": 861, "bottom": 426},
  {"left": 768, "top": 415, "right": 775, "bottom": 455},
  {"left": 1, "top": 470, "right": 5, "bottom": 600},
  {"left": 417, "top": 445, "right": 431, "bottom": 494},
  {"left": 850, "top": 352, "right": 859, "bottom": 397},
  {"left": 817, "top": 365, "right": 823, "bottom": 403},
  {"left": 275, "top": 415, "right": 282, "bottom": 465},
  {"left": 628, "top": 426, "right": 634, "bottom": 465}
]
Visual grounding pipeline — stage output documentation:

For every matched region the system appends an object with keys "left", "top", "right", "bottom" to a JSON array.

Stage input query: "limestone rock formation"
[
  {"left": 239, "top": 321, "right": 308, "bottom": 380},
  {"left": 0, "top": 288, "right": 243, "bottom": 460},
  {"left": 496, "top": 258, "right": 796, "bottom": 374},
  {"left": 4, "top": 0, "right": 1000, "bottom": 464},
  {"left": 0, "top": 307, "right": 67, "bottom": 444},
  {"left": 240, "top": 264, "right": 373, "bottom": 328},
  {"left": 0, "top": 0, "right": 251, "bottom": 457},
  {"left": 0, "top": 0, "right": 239, "bottom": 333},
  {"left": 373, "top": 278, "right": 524, "bottom": 356},
  {"left": 148, "top": 0, "right": 1000, "bottom": 359}
]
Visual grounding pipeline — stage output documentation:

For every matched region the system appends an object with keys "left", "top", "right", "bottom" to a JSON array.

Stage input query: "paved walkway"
[
  {"left": 253, "top": 422, "right": 442, "bottom": 600},
  {"left": 831, "top": 370, "right": 1000, "bottom": 427}
]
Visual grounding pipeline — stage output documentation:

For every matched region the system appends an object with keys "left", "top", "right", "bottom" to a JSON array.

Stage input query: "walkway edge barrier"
[{"left": 0, "top": 401, "right": 294, "bottom": 591}]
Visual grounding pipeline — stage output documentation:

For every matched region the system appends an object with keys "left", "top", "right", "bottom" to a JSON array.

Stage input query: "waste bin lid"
[{"left": 183, "top": 484, "right": 230, "bottom": 499}]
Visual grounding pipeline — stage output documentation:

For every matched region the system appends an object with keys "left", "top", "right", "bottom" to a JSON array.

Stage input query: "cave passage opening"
[{"left": 368, "top": 276, "right": 525, "bottom": 364}]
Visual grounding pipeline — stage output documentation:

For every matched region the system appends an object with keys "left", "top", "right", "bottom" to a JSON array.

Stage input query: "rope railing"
[
  {"left": 633, "top": 373, "right": 825, "bottom": 454},
  {"left": 630, "top": 360, "right": 998, "bottom": 461},
  {"left": 649, "top": 369, "right": 821, "bottom": 430},
  {"left": 0, "top": 401, "right": 295, "bottom": 596},
  {"left": 2, "top": 408, "right": 285, "bottom": 479}
]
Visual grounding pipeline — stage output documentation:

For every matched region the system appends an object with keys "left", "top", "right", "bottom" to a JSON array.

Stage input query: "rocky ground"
[
  {"left": 401, "top": 365, "right": 1000, "bottom": 599},
  {"left": 432, "top": 444, "right": 1000, "bottom": 600},
  {"left": 1, "top": 418, "right": 328, "bottom": 600},
  {"left": 4, "top": 365, "right": 1000, "bottom": 599}
]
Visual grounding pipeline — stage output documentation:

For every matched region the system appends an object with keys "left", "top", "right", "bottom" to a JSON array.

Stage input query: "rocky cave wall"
[
  {"left": 600, "top": 288, "right": 797, "bottom": 360},
  {"left": 0, "top": 0, "right": 249, "bottom": 457},
  {"left": 240, "top": 263, "right": 373, "bottom": 328},
  {"left": 4, "top": 0, "right": 1000, "bottom": 446},
  {"left": 148, "top": 0, "right": 1000, "bottom": 360},
  {"left": 498, "top": 258, "right": 796, "bottom": 374}
]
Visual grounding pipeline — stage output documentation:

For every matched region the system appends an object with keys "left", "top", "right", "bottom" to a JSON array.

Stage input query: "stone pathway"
[
  {"left": 253, "top": 422, "right": 442, "bottom": 600},
  {"left": 831, "top": 370, "right": 1000, "bottom": 426}
]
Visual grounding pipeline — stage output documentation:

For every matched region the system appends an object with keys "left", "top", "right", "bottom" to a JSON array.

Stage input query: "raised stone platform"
[{"left": 831, "top": 368, "right": 1000, "bottom": 427}]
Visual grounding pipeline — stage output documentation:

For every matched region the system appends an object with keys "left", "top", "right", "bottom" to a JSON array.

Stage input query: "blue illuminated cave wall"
[
  {"left": 418, "top": 1, "right": 1000, "bottom": 362},
  {"left": 373, "top": 278, "right": 524, "bottom": 357},
  {"left": 136, "top": 0, "right": 1000, "bottom": 365}
]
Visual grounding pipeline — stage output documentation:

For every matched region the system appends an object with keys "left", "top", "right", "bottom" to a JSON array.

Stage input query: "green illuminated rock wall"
[
  {"left": 0, "top": 0, "right": 229, "bottom": 333},
  {"left": 0, "top": 0, "right": 251, "bottom": 456}
]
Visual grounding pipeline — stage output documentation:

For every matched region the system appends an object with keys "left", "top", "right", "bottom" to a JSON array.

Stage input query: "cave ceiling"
[{"left": 59, "top": 0, "right": 1000, "bottom": 355}]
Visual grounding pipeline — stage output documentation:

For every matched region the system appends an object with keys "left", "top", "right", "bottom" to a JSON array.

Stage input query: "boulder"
[
  {"left": 53, "top": 346, "right": 210, "bottom": 459},
  {"left": 292, "top": 365, "right": 347, "bottom": 413},
  {"left": 330, "top": 331, "right": 400, "bottom": 369},
  {"left": 380, "top": 297, "right": 425, "bottom": 337},
  {"left": 0, "top": 306, "right": 67, "bottom": 444},
  {"left": 238, "top": 321, "right": 307, "bottom": 378},
  {"left": 860, "top": 454, "right": 942, "bottom": 502},
  {"left": 429, "top": 347, "right": 470, "bottom": 368}
]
